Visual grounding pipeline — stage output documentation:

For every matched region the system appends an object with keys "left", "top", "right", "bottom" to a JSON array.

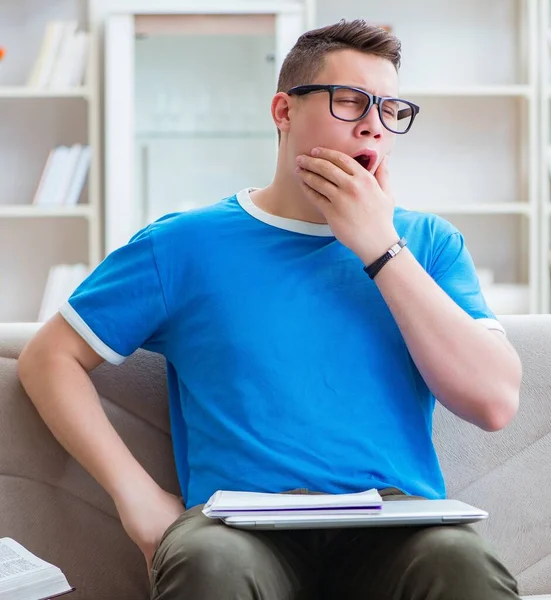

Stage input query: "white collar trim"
[{"left": 236, "top": 188, "right": 334, "bottom": 237}]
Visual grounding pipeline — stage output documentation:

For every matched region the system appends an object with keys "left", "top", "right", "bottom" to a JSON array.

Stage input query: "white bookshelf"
[
  {"left": 313, "top": 0, "right": 539, "bottom": 315},
  {"left": 400, "top": 85, "right": 534, "bottom": 98},
  {"left": 414, "top": 203, "right": 531, "bottom": 216},
  {"left": 0, "top": 0, "right": 100, "bottom": 322},
  {"left": 539, "top": 0, "right": 551, "bottom": 312},
  {"left": 0, "top": 87, "right": 90, "bottom": 99},
  {"left": 0, "top": 205, "right": 94, "bottom": 218}
]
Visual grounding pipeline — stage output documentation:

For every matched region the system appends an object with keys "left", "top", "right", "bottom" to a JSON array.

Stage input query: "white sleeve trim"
[
  {"left": 477, "top": 317, "right": 506, "bottom": 335},
  {"left": 59, "top": 301, "right": 127, "bottom": 365}
]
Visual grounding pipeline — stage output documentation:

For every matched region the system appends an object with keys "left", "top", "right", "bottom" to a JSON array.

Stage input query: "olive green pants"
[{"left": 150, "top": 489, "right": 520, "bottom": 600}]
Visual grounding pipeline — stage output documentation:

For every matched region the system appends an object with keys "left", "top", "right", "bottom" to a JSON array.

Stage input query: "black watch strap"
[{"left": 364, "top": 238, "right": 407, "bottom": 280}]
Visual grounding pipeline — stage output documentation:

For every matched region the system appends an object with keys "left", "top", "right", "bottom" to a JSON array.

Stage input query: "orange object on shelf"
[{"left": 0, "top": 46, "right": 6, "bottom": 61}]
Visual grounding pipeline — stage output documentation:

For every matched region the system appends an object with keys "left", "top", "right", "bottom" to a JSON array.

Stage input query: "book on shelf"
[
  {"left": 38, "top": 264, "right": 89, "bottom": 322},
  {"left": 0, "top": 537, "right": 74, "bottom": 600},
  {"left": 32, "top": 145, "right": 91, "bottom": 206},
  {"left": 27, "top": 20, "right": 89, "bottom": 90}
]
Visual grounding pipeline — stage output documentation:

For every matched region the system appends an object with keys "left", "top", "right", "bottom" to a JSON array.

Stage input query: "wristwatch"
[{"left": 364, "top": 238, "right": 407, "bottom": 280}]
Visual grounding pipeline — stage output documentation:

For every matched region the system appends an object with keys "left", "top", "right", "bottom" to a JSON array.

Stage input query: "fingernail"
[{"left": 311, "top": 148, "right": 320, "bottom": 156}]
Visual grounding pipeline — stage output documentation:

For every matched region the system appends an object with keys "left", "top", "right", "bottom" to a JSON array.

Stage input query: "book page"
[{"left": 0, "top": 539, "right": 49, "bottom": 581}]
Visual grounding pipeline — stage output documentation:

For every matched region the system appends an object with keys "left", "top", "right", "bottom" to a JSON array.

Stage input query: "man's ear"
[{"left": 271, "top": 92, "right": 292, "bottom": 134}]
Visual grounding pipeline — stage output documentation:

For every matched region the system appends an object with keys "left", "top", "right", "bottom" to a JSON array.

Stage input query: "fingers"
[
  {"left": 374, "top": 156, "right": 390, "bottom": 193},
  {"left": 295, "top": 165, "right": 338, "bottom": 200},
  {"left": 297, "top": 155, "right": 350, "bottom": 187},
  {"left": 310, "top": 147, "right": 357, "bottom": 176},
  {"left": 298, "top": 179, "right": 331, "bottom": 213}
]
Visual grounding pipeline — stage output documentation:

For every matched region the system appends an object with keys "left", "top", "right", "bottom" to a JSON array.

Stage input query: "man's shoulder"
[
  {"left": 137, "top": 193, "right": 249, "bottom": 257},
  {"left": 394, "top": 206, "right": 459, "bottom": 243},
  {"left": 148, "top": 194, "right": 241, "bottom": 236}
]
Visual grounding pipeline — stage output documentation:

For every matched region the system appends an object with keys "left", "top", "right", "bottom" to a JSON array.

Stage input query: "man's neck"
[{"left": 249, "top": 171, "right": 327, "bottom": 225}]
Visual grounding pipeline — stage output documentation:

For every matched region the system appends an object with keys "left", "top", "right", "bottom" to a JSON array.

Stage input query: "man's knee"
[
  {"left": 172, "top": 526, "right": 260, "bottom": 574},
  {"left": 151, "top": 522, "right": 271, "bottom": 600},
  {"left": 160, "top": 524, "right": 261, "bottom": 578},
  {"left": 403, "top": 525, "right": 518, "bottom": 595},
  {"left": 412, "top": 526, "right": 489, "bottom": 571}
]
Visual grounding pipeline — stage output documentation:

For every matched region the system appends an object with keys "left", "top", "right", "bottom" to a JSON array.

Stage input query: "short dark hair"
[{"left": 277, "top": 19, "right": 402, "bottom": 94}]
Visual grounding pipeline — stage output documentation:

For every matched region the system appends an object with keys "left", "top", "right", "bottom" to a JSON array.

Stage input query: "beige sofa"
[{"left": 0, "top": 317, "right": 550, "bottom": 600}]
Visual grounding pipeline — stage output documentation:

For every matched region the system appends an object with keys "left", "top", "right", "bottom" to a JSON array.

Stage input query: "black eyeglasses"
[{"left": 287, "top": 84, "right": 420, "bottom": 134}]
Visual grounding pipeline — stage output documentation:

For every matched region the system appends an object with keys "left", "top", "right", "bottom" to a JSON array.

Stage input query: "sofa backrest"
[
  {"left": 1, "top": 315, "right": 550, "bottom": 598},
  {"left": 433, "top": 315, "right": 551, "bottom": 595}
]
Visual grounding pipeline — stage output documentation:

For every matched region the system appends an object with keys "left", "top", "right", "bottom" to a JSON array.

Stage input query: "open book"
[
  {"left": 0, "top": 538, "right": 74, "bottom": 600},
  {"left": 203, "top": 488, "right": 383, "bottom": 518}
]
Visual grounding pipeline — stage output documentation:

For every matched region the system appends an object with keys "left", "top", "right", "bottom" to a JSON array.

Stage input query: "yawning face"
[{"left": 281, "top": 49, "right": 399, "bottom": 182}]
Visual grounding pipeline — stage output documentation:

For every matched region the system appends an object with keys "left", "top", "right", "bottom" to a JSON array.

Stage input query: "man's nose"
[{"left": 354, "top": 104, "right": 384, "bottom": 138}]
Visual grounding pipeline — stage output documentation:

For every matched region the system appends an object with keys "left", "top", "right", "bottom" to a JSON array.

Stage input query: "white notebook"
[{"left": 203, "top": 489, "right": 383, "bottom": 518}]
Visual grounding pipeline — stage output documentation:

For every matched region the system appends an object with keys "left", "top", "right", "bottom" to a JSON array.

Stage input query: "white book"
[
  {"left": 49, "top": 144, "right": 83, "bottom": 206},
  {"left": 63, "top": 145, "right": 91, "bottom": 206},
  {"left": 26, "top": 22, "right": 66, "bottom": 89},
  {"left": 203, "top": 489, "right": 383, "bottom": 518},
  {"left": 0, "top": 537, "right": 73, "bottom": 600},
  {"left": 34, "top": 147, "right": 70, "bottom": 206},
  {"left": 48, "top": 22, "right": 79, "bottom": 89},
  {"left": 68, "top": 31, "right": 89, "bottom": 88},
  {"left": 31, "top": 149, "right": 57, "bottom": 205}
]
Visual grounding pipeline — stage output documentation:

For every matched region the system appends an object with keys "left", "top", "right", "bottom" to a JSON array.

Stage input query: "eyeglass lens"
[{"left": 331, "top": 88, "right": 413, "bottom": 133}]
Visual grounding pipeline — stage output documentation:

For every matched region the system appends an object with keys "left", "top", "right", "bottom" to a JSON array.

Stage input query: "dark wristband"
[{"left": 363, "top": 238, "right": 407, "bottom": 280}]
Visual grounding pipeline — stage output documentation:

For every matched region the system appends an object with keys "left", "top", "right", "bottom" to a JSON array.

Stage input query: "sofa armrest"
[{"left": 0, "top": 323, "right": 177, "bottom": 599}]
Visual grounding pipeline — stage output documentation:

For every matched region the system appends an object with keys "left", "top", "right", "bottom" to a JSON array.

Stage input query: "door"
[{"left": 105, "top": 6, "right": 304, "bottom": 253}]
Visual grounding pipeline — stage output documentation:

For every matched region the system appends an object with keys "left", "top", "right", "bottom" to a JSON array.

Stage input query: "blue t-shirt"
[{"left": 60, "top": 188, "right": 502, "bottom": 508}]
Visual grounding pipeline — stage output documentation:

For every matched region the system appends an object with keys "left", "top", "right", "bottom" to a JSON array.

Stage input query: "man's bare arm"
[
  {"left": 17, "top": 314, "right": 184, "bottom": 571},
  {"left": 372, "top": 249, "right": 522, "bottom": 432}
]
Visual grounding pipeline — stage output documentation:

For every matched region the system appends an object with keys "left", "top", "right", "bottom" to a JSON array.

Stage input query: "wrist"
[
  {"left": 363, "top": 238, "right": 407, "bottom": 280},
  {"left": 356, "top": 231, "right": 401, "bottom": 267}
]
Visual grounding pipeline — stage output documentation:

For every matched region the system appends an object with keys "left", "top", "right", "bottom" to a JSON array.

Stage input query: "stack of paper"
[{"left": 203, "top": 489, "right": 383, "bottom": 518}]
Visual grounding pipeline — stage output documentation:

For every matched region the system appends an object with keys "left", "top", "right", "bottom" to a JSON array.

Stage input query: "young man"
[{"left": 19, "top": 20, "right": 522, "bottom": 600}]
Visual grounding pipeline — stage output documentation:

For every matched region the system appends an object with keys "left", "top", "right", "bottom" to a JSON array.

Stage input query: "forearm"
[
  {"left": 18, "top": 352, "right": 160, "bottom": 503},
  {"left": 366, "top": 247, "right": 522, "bottom": 430}
]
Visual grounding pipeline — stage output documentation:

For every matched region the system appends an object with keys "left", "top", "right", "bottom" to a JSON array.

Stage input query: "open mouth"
[
  {"left": 352, "top": 150, "right": 377, "bottom": 172},
  {"left": 354, "top": 155, "right": 371, "bottom": 170}
]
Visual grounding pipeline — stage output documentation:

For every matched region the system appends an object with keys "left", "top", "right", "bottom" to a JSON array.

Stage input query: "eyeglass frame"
[{"left": 286, "top": 84, "right": 420, "bottom": 135}]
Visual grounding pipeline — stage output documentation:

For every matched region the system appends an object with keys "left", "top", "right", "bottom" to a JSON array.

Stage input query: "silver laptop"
[{"left": 223, "top": 499, "right": 488, "bottom": 530}]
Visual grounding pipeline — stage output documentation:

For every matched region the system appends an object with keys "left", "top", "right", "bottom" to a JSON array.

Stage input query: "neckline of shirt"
[{"left": 236, "top": 188, "right": 335, "bottom": 237}]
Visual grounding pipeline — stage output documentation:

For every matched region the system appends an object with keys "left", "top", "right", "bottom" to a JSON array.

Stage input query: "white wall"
[{"left": 315, "top": 0, "right": 521, "bottom": 86}]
